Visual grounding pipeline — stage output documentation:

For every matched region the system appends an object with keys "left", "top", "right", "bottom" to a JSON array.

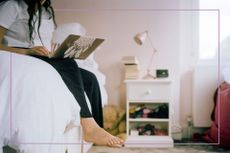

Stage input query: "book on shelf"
[
  {"left": 122, "top": 56, "right": 140, "bottom": 79},
  {"left": 49, "top": 34, "right": 104, "bottom": 59},
  {"left": 122, "top": 56, "right": 139, "bottom": 65},
  {"left": 124, "top": 64, "right": 140, "bottom": 72},
  {"left": 125, "top": 72, "right": 139, "bottom": 79},
  {"left": 125, "top": 71, "right": 139, "bottom": 79}
]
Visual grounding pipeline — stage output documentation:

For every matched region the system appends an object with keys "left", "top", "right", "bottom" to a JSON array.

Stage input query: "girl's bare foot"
[{"left": 81, "top": 118, "right": 124, "bottom": 147}]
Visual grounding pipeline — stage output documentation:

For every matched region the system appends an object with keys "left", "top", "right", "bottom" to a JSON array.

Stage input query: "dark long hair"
[{"left": 0, "top": 0, "right": 57, "bottom": 44}]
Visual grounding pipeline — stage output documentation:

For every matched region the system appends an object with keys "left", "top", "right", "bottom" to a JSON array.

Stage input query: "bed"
[{"left": 0, "top": 23, "right": 107, "bottom": 153}]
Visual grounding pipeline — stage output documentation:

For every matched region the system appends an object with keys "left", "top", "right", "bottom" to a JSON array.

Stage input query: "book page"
[{"left": 50, "top": 34, "right": 104, "bottom": 59}]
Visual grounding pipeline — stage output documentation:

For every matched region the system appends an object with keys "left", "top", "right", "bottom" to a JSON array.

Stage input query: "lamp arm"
[{"left": 146, "top": 34, "right": 157, "bottom": 71}]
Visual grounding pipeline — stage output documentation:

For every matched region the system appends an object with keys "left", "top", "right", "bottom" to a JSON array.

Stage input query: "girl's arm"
[{"left": 0, "top": 26, "right": 49, "bottom": 56}]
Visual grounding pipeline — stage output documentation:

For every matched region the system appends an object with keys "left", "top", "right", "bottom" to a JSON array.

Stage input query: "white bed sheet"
[{"left": 0, "top": 51, "right": 83, "bottom": 153}]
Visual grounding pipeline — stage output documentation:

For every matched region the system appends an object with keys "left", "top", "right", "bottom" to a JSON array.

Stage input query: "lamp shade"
[
  {"left": 134, "top": 30, "right": 148, "bottom": 45},
  {"left": 52, "top": 22, "right": 87, "bottom": 44}
]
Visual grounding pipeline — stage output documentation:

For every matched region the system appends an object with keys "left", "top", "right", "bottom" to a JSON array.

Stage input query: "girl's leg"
[
  {"left": 33, "top": 56, "right": 123, "bottom": 146},
  {"left": 79, "top": 68, "right": 103, "bottom": 128}
]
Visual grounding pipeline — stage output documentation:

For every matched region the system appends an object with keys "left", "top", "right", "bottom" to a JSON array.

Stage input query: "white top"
[{"left": 0, "top": 0, "right": 54, "bottom": 49}]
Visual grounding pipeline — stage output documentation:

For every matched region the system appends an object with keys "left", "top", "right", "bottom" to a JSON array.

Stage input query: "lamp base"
[{"left": 142, "top": 70, "right": 156, "bottom": 80}]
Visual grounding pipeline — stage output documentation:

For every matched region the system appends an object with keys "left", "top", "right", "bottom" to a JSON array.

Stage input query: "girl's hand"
[{"left": 26, "top": 46, "right": 50, "bottom": 56}]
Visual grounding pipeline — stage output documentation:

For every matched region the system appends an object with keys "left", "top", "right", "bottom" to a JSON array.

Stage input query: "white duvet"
[{"left": 0, "top": 51, "right": 82, "bottom": 153}]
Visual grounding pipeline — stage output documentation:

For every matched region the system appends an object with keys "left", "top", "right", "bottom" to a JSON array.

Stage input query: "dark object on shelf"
[
  {"left": 136, "top": 124, "right": 168, "bottom": 136},
  {"left": 148, "top": 104, "right": 168, "bottom": 118},
  {"left": 129, "top": 104, "right": 169, "bottom": 119},
  {"left": 130, "top": 107, "right": 144, "bottom": 118},
  {"left": 129, "top": 104, "right": 145, "bottom": 118},
  {"left": 137, "top": 124, "right": 155, "bottom": 136},
  {"left": 156, "top": 69, "right": 168, "bottom": 78}
]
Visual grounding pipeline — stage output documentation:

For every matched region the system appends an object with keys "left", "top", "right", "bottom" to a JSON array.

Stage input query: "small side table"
[{"left": 124, "top": 79, "right": 173, "bottom": 148}]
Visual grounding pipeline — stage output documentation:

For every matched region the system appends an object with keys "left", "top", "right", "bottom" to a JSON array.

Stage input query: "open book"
[{"left": 49, "top": 34, "right": 104, "bottom": 59}]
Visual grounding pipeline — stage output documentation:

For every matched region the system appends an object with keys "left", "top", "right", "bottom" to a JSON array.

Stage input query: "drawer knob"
[{"left": 146, "top": 90, "right": 152, "bottom": 95}]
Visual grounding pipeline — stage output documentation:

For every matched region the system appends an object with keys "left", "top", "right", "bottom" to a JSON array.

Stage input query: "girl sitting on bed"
[{"left": 0, "top": 0, "right": 124, "bottom": 147}]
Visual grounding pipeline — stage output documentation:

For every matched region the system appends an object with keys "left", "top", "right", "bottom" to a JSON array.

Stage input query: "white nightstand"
[{"left": 124, "top": 79, "right": 173, "bottom": 148}]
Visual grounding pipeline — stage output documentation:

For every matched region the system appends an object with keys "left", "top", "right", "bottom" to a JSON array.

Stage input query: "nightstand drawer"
[{"left": 127, "top": 82, "right": 171, "bottom": 101}]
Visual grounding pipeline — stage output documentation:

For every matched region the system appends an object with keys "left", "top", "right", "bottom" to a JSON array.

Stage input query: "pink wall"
[{"left": 53, "top": 0, "right": 191, "bottom": 131}]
